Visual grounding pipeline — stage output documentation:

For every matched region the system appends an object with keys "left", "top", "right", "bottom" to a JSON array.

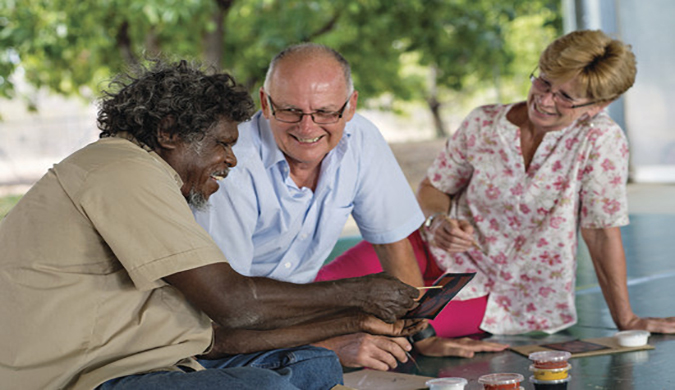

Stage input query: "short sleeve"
[
  {"left": 578, "top": 120, "right": 630, "bottom": 229},
  {"left": 78, "top": 157, "right": 227, "bottom": 291},
  {"left": 349, "top": 116, "right": 424, "bottom": 244}
]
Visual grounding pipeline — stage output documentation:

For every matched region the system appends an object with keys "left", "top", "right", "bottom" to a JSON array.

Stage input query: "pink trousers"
[{"left": 315, "top": 230, "right": 487, "bottom": 338}]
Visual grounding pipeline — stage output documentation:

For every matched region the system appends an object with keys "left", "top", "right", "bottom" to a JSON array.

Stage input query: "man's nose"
[
  {"left": 298, "top": 113, "right": 318, "bottom": 131},
  {"left": 225, "top": 149, "right": 237, "bottom": 168}
]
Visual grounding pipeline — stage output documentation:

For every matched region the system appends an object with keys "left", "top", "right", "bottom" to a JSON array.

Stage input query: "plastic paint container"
[
  {"left": 615, "top": 330, "right": 650, "bottom": 347},
  {"left": 529, "top": 375, "right": 571, "bottom": 390},
  {"left": 425, "top": 377, "right": 468, "bottom": 390},
  {"left": 477, "top": 373, "right": 524, "bottom": 390},
  {"left": 528, "top": 351, "right": 572, "bottom": 369},
  {"left": 529, "top": 364, "right": 571, "bottom": 381}
]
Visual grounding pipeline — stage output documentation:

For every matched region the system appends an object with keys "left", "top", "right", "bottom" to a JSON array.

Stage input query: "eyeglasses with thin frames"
[
  {"left": 265, "top": 93, "right": 352, "bottom": 124},
  {"left": 529, "top": 67, "right": 596, "bottom": 109}
]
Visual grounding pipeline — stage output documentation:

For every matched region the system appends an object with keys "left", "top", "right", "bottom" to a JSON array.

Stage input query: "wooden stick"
[
  {"left": 405, "top": 350, "right": 421, "bottom": 370},
  {"left": 416, "top": 285, "right": 444, "bottom": 290}
]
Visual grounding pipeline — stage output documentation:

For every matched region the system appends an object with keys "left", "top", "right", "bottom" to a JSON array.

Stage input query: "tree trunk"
[
  {"left": 116, "top": 21, "right": 138, "bottom": 66},
  {"left": 427, "top": 96, "right": 447, "bottom": 139},
  {"left": 427, "top": 65, "right": 447, "bottom": 138},
  {"left": 204, "top": 0, "right": 235, "bottom": 70},
  {"left": 145, "top": 27, "right": 161, "bottom": 57}
]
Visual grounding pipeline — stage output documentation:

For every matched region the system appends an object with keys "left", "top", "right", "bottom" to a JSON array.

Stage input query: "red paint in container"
[
  {"left": 477, "top": 373, "right": 524, "bottom": 390},
  {"left": 528, "top": 351, "right": 571, "bottom": 369}
]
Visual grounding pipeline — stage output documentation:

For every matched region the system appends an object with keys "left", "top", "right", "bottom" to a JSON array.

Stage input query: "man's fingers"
[
  {"left": 361, "top": 352, "right": 398, "bottom": 371},
  {"left": 357, "top": 273, "right": 419, "bottom": 322},
  {"left": 325, "top": 333, "right": 407, "bottom": 371},
  {"left": 390, "top": 336, "right": 413, "bottom": 351},
  {"left": 363, "top": 316, "right": 425, "bottom": 337},
  {"left": 361, "top": 336, "right": 408, "bottom": 370},
  {"left": 373, "top": 337, "right": 409, "bottom": 366}
]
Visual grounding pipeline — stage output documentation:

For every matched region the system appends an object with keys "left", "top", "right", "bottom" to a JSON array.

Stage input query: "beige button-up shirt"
[{"left": 0, "top": 136, "right": 227, "bottom": 389}]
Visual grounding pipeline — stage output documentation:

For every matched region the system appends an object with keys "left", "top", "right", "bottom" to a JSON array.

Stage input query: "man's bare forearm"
[
  {"left": 202, "top": 311, "right": 362, "bottom": 357},
  {"left": 165, "top": 262, "right": 418, "bottom": 331},
  {"left": 202, "top": 311, "right": 425, "bottom": 358}
]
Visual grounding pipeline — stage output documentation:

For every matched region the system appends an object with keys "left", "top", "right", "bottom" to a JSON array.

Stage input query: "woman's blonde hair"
[{"left": 539, "top": 29, "right": 637, "bottom": 103}]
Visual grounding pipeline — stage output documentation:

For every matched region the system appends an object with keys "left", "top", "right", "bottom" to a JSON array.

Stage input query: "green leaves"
[{"left": 1, "top": 0, "right": 561, "bottom": 133}]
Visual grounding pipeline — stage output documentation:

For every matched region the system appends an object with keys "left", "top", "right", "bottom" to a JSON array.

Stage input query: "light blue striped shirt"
[{"left": 194, "top": 111, "right": 424, "bottom": 283}]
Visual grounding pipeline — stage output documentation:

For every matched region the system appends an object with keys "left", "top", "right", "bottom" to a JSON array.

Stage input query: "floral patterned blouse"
[{"left": 423, "top": 103, "right": 630, "bottom": 334}]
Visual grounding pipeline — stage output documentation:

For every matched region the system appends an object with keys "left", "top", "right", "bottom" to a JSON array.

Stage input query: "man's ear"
[
  {"left": 259, "top": 87, "right": 271, "bottom": 120},
  {"left": 342, "top": 90, "right": 359, "bottom": 122},
  {"left": 157, "top": 116, "right": 179, "bottom": 149}
]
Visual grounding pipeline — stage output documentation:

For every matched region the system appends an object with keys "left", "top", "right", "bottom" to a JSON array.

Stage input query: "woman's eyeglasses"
[{"left": 529, "top": 68, "right": 596, "bottom": 109}]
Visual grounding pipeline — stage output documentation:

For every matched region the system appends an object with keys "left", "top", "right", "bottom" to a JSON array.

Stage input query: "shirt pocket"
[{"left": 319, "top": 203, "right": 355, "bottom": 239}]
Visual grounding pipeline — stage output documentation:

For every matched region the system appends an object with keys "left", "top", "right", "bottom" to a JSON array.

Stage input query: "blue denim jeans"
[{"left": 97, "top": 345, "right": 343, "bottom": 390}]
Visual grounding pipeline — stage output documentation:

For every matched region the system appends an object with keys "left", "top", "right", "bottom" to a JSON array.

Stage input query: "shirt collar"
[
  {"left": 257, "top": 113, "right": 288, "bottom": 170},
  {"left": 258, "top": 111, "right": 353, "bottom": 172},
  {"left": 112, "top": 132, "right": 184, "bottom": 188}
]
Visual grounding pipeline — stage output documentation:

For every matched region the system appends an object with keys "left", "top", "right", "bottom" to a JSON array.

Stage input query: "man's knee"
[
  {"left": 282, "top": 346, "right": 343, "bottom": 389},
  {"left": 218, "top": 366, "right": 300, "bottom": 390}
]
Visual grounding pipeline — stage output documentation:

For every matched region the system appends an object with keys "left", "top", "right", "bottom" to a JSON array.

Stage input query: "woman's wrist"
[{"left": 424, "top": 213, "right": 443, "bottom": 229}]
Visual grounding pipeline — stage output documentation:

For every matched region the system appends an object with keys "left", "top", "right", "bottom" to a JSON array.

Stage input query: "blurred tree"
[{"left": 0, "top": 0, "right": 561, "bottom": 136}]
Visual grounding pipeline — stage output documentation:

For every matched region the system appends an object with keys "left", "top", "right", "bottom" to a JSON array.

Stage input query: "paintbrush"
[
  {"left": 472, "top": 241, "right": 487, "bottom": 255},
  {"left": 416, "top": 285, "right": 444, "bottom": 290},
  {"left": 404, "top": 350, "right": 421, "bottom": 371}
]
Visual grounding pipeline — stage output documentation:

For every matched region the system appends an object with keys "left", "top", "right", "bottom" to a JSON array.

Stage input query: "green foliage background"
[
  {"left": 1, "top": 0, "right": 562, "bottom": 133},
  {"left": 0, "top": 0, "right": 563, "bottom": 216},
  {"left": 0, "top": 194, "right": 20, "bottom": 219}
]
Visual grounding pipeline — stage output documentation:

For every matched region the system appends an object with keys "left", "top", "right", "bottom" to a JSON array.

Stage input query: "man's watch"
[
  {"left": 408, "top": 324, "right": 436, "bottom": 344},
  {"left": 424, "top": 212, "right": 443, "bottom": 228}
]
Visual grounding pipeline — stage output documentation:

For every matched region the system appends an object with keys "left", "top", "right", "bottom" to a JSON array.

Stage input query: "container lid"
[
  {"left": 478, "top": 373, "right": 524, "bottom": 385},
  {"left": 426, "top": 377, "right": 468, "bottom": 386},
  {"left": 615, "top": 330, "right": 650, "bottom": 337},
  {"left": 529, "top": 375, "right": 572, "bottom": 384},
  {"left": 528, "top": 350, "right": 571, "bottom": 363}
]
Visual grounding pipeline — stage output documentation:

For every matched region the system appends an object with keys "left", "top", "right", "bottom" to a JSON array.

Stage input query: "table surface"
[{"left": 389, "top": 214, "right": 675, "bottom": 390}]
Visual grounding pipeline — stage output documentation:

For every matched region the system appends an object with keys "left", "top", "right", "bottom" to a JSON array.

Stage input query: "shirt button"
[
  {"left": 300, "top": 234, "right": 308, "bottom": 240},
  {"left": 284, "top": 262, "right": 292, "bottom": 269}
]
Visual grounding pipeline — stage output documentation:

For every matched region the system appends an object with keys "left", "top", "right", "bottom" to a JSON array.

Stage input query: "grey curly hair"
[{"left": 97, "top": 59, "right": 255, "bottom": 149}]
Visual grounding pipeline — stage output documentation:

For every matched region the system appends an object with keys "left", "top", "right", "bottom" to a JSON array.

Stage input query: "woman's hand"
[
  {"left": 619, "top": 315, "right": 675, "bottom": 334},
  {"left": 414, "top": 336, "right": 509, "bottom": 358},
  {"left": 429, "top": 215, "right": 476, "bottom": 253}
]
